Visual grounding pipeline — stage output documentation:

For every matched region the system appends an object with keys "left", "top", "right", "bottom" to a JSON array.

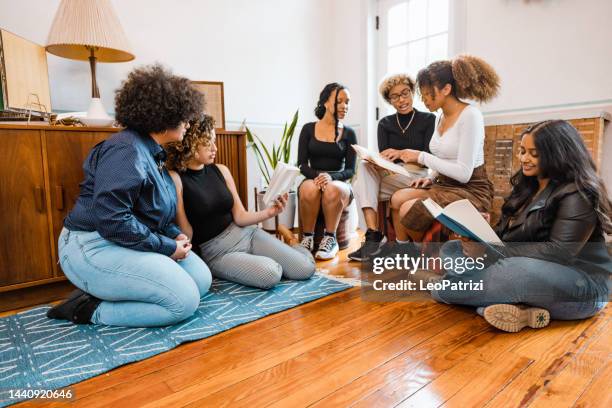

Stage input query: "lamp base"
[{"left": 81, "top": 98, "right": 114, "bottom": 127}]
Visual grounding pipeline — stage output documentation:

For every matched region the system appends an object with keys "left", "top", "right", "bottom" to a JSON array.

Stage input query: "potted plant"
[{"left": 247, "top": 109, "right": 300, "bottom": 230}]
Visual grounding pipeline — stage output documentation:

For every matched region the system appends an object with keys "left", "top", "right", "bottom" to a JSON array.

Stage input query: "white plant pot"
[{"left": 257, "top": 190, "right": 297, "bottom": 231}]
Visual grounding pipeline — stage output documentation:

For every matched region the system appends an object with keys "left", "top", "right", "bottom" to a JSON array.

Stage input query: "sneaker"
[
  {"left": 483, "top": 304, "right": 550, "bottom": 333},
  {"left": 371, "top": 240, "right": 420, "bottom": 259},
  {"left": 348, "top": 229, "right": 385, "bottom": 262},
  {"left": 315, "top": 235, "right": 339, "bottom": 260},
  {"left": 300, "top": 235, "right": 314, "bottom": 252}
]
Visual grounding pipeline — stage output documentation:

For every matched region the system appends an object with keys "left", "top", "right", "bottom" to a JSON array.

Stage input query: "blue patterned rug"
[{"left": 0, "top": 275, "right": 350, "bottom": 406}]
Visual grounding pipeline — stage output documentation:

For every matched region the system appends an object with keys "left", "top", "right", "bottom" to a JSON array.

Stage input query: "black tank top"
[{"left": 180, "top": 164, "right": 234, "bottom": 247}]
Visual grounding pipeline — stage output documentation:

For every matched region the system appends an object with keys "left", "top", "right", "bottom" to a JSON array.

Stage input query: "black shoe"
[
  {"left": 47, "top": 289, "right": 102, "bottom": 324},
  {"left": 348, "top": 229, "right": 385, "bottom": 262},
  {"left": 371, "top": 240, "right": 420, "bottom": 259}
]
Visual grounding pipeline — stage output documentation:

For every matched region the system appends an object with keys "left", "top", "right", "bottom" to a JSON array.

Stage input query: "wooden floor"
[{"left": 6, "top": 235, "right": 611, "bottom": 408}]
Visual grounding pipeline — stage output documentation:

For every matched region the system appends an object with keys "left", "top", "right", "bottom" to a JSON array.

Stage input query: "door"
[
  {"left": 377, "top": 0, "right": 450, "bottom": 115},
  {"left": 0, "top": 129, "right": 53, "bottom": 286},
  {"left": 45, "top": 129, "right": 113, "bottom": 275}
]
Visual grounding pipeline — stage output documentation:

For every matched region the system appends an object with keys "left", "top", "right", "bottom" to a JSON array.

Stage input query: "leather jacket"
[{"left": 491, "top": 182, "right": 611, "bottom": 275}]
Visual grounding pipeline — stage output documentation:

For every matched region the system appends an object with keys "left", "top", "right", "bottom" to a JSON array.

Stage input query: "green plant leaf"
[
  {"left": 283, "top": 109, "right": 299, "bottom": 163},
  {"left": 246, "top": 127, "right": 271, "bottom": 184}
]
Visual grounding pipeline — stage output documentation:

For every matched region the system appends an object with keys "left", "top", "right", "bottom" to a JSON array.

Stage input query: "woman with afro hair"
[
  {"left": 47, "top": 64, "right": 212, "bottom": 327},
  {"left": 379, "top": 55, "right": 500, "bottom": 257}
]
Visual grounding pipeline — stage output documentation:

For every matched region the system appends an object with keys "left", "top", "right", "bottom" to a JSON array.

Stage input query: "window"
[{"left": 378, "top": 0, "right": 450, "bottom": 112}]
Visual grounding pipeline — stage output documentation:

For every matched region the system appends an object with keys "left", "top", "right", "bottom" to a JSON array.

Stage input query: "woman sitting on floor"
[
  {"left": 47, "top": 64, "right": 212, "bottom": 327},
  {"left": 298, "top": 82, "right": 357, "bottom": 260},
  {"left": 380, "top": 55, "right": 500, "bottom": 257},
  {"left": 165, "top": 114, "right": 315, "bottom": 290},
  {"left": 348, "top": 73, "right": 435, "bottom": 262},
  {"left": 432, "top": 120, "right": 611, "bottom": 332}
]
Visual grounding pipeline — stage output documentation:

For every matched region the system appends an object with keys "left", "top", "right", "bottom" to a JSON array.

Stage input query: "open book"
[
  {"left": 351, "top": 144, "right": 428, "bottom": 178},
  {"left": 422, "top": 198, "right": 503, "bottom": 245},
  {"left": 262, "top": 162, "right": 301, "bottom": 207}
]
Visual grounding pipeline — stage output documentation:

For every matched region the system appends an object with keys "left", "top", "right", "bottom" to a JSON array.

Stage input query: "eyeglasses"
[{"left": 388, "top": 89, "right": 412, "bottom": 102}]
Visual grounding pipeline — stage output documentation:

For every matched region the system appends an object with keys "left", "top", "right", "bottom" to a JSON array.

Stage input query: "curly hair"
[
  {"left": 165, "top": 114, "right": 215, "bottom": 172},
  {"left": 378, "top": 74, "right": 416, "bottom": 103},
  {"left": 114, "top": 63, "right": 204, "bottom": 134},
  {"left": 416, "top": 54, "right": 500, "bottom": 103}
]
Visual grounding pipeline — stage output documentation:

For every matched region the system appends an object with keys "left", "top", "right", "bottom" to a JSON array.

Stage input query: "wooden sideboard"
[
  {"left": 484, "top": 116, "right": 607, "bottom": 224},
  {"left": 0, "top": 124, "right": 247, "bottom": 311}
]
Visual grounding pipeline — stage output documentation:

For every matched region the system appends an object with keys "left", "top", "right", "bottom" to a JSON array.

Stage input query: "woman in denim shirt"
[{"left": 47, "top": 64, "right": 212, "bottom": 327}]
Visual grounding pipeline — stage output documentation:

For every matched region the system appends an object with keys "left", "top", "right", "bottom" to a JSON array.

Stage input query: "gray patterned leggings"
[{"left": 199, "top": 223, "right": 316, "bottom": 289}]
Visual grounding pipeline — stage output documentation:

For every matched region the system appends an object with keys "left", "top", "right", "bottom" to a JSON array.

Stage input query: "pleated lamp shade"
[{"left": 46, "top": 0, "right": 134, "bottom": 62}]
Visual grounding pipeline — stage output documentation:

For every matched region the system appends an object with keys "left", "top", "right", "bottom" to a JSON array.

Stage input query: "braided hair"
[{"left": 314, "top": 82, "right": 347, "bottom": 142}]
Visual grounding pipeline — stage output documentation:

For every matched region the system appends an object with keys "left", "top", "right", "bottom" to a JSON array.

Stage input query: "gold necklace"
[{"left": 396, "top": 110, "right": 415, "bottom": 134}]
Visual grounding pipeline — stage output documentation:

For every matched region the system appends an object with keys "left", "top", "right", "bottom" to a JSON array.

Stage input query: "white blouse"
[{"left": 417, "top": 105, "right": 485, "bottom": 184}]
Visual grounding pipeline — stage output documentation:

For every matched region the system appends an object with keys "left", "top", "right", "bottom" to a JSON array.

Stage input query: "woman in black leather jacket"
[{"left": 432, "top": 120, "right": 611, "bottom": 332}]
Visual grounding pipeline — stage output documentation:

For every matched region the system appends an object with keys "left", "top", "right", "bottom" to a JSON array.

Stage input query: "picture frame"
[{"left": 191, "top": 81, "right": 225, "bottom": 130}]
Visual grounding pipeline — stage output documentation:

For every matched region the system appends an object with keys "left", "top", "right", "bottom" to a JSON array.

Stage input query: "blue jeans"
[
  {"left": 58, "top": 228, "right": 212, "bottom": 327},
  {"left": 432, "top": 240, "right": 609, "bottom": 320}
]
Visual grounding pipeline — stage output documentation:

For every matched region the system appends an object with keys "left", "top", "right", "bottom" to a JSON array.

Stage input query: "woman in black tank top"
[{"left": 165, "top": 115, "right": 315, "bottom": 290}]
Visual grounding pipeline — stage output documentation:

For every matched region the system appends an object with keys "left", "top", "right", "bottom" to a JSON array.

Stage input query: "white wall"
[
  {"left": 463, "top": 0, "right": 612, "bottom": 114},
  {"left": 460, "top": 0, "right": 612, "bottom": 187},
  {"left": 0, "top": 0, "right": 336, "bottom": 122}
]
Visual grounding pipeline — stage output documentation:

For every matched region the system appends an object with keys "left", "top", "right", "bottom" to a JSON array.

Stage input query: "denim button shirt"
[{"left": 64, "top": 129, "right": 181, "bottom": 256}]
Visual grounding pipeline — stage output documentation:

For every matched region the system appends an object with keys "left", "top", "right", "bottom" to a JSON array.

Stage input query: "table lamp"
[{"left": 46, "top": 0, "right": 135, "bottom": 126}]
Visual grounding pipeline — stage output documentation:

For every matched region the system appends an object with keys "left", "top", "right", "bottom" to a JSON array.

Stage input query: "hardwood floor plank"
[
  {"left": 528, "top": 320, "right": 610, "bottom": 408},
  {"left": 483, "top": 313, "right": 610, "bottom": 408},
  {"left": 179, "top": 304, "right": 466, "bottom": 408},
  {"left": 398, "top": 352, "right": 532, "bottom": 408},
  {"left": 143, "top": 303, "right": 434, "bottom": 407},
  {"left": 309, "top": 312, "right": 491, "bottom": 408},
  {"left": 572, "top": 361, "right": 612, "bottom": 408}
]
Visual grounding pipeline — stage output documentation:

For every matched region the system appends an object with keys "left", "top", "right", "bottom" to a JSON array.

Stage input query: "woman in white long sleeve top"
[{"left": 383, "top": 55, "right": 500, "bottom": 251}]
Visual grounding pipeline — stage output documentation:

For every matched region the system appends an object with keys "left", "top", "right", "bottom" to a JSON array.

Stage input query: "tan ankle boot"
[{"left": 483, "top": 304, "right": 550, "bottom": 333}]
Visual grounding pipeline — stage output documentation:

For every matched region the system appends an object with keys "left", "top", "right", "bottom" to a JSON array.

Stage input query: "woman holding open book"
[
  {"left": 379, "top": 55, "right": 499, "bottom": 257},
  {"left": 297, "top": 82, "right": 357, "bottom": 260},
  {"left": 432, "top": 120, "right": 611, "bottom": 332},
  {"left": 348, "top": 74, "right": 435, "bottom": 262},
  {"left": 165, "top": 114, "right": 315, "bottom": 290}
]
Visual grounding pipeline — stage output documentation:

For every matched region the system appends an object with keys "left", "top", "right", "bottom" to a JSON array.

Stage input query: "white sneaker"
[
  {"left": 315, "top": 235, "right": 339, "bottom": 260},
  {"left": 300, "top": 235, "right": 314, "bottom": 252}
]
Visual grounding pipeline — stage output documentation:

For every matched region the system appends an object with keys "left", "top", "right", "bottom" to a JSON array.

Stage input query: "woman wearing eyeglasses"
[{"left": 349, "top": 74, "right": 435, "bottom": 262}]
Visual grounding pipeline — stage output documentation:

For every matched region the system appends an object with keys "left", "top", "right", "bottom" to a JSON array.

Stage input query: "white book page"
[
  {"left": 262, "top": 162, "right": 301, "bottom": 206},
  {"left": 443, "top": 199, "right": 502, "bottom": 244},
  {"left": 351, "top": 145, "right": 427, "bottom": 178},
  {"left": 422, "top": 198, "right": 443, "bottom": 218}
]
